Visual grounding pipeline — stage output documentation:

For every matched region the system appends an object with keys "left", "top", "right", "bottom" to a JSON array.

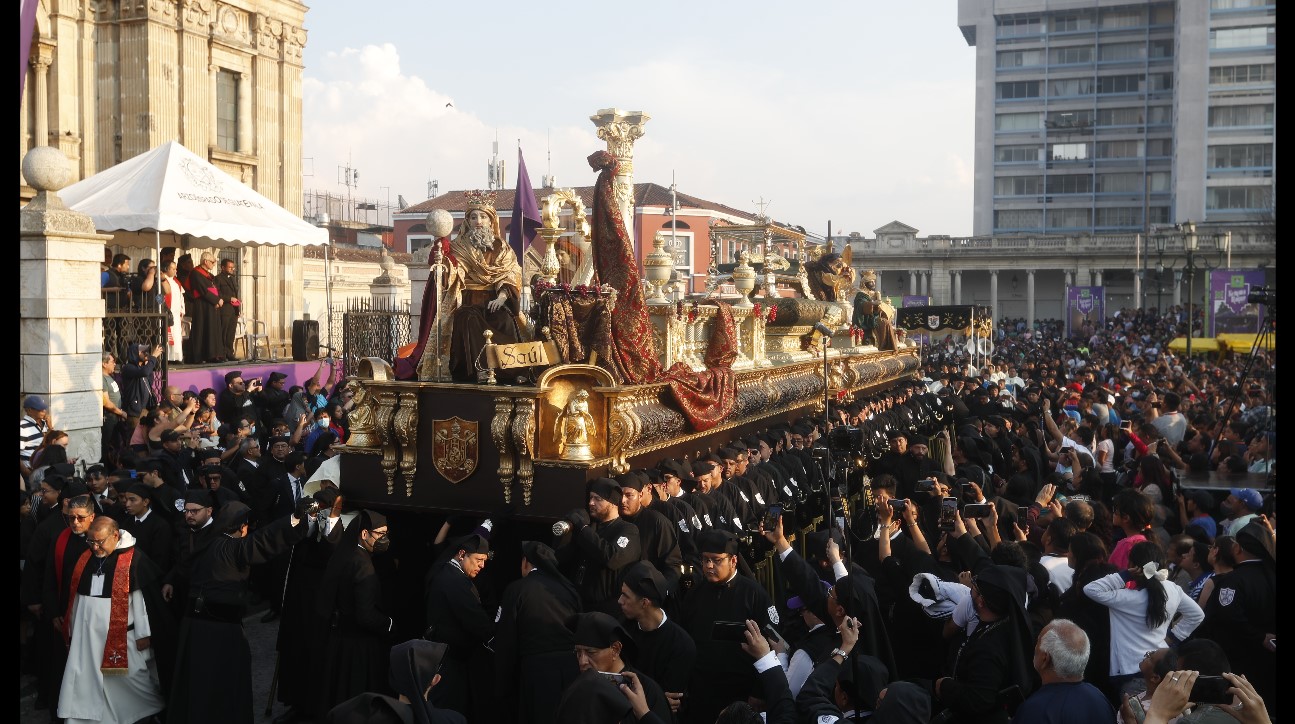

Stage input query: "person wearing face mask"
[
  {"left": 312, "top": 510, "right": 395, "bottom": 718},
  {"left": 302, "top": 407, "right": 335, "bottom": 459}
]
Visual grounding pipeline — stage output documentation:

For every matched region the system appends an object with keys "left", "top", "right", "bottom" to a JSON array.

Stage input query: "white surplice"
[{"left": 57, "top": 532, "right": 165, "bottom": 724}]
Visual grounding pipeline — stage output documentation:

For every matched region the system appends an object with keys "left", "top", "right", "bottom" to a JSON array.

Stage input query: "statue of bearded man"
[{"left": 447, "top": 193, "right": 524, "bottom": 382}]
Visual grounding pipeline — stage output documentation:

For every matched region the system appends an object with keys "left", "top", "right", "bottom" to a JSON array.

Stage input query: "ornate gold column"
[{"left": 589, "top": 108, "right": 649, "bottom": 247}]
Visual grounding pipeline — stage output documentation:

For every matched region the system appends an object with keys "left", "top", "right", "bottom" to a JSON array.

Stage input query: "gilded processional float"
[{"left": 335, "top": 109, "right": 919, "bottom": 521}]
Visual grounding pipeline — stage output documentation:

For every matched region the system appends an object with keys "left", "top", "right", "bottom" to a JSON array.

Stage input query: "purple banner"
[
  {"left": 1208, "top": 269, "right": 1264, "bottom": 335},
  {"left": 902, "top": 295, "right": 931, "bottom": 307},
  {"left": 1065, "top": 286, "right": 1105, "bottom": 339}
]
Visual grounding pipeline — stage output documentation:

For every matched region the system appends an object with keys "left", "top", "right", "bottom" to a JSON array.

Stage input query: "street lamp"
[
  {"left": 1154, "top": 233, "right": 1168, "bottom": 313},
  {"left": 1181, "top": 222, "right": 1198, "bottom": 357}
]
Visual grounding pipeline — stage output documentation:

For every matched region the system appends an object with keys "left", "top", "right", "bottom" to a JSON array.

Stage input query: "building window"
[
  {"left": 1096, "top": 173, "right": 1142, "bottom": 193},
  {"left": 1208, "top": 104, "right": 1274, "bottom": 128},
  {"left": 1149, "top": 39, "right": 1175, "bottom": 59},
  {"left": 664, "top": 231, "right": 693, "bottom": 273},
  {"left": 1047, "top": 110, "right": 1095, "bottom": 128},
  {"left": 1048, "top": 143, "right": 1090, "bottom": 161},
  {"left": 1099, "top": 41, "right": 1146, "bottom": 62},
  {"left": 1207, "top": 186, "right": 1271, "bottom": 210},
  {"left": 1049, "top": 78, "right": 1094, "bottom": 97},
  {"left": 1209, "top": 63, "right": 1275, "bottom": 85},
  {"left": 1048, "top": 208, "right": 1093, "bottom": 229},
  {"left": 1046, "top": 174, "right": 1093, "bottom": 195},
  {"left": 1147, "top": 73, "right": 1174, "bottom": 92},
  {"left": 1150, "top": 3, "right": 1176, "bottom": 25},
  {"left": 1095, "top": 107, "right": 1142, "bottom": 127},
  {"left": 994, "top": 209, "right": 1043, "bottom": 230},
  {"left": 1100, "top": 7, "right": 1144, "bottom": 29},
  {"left": 1051, "top": 12, "right": 1094, "bottom": 32},
  {"left": 1096, "top": 140, "right": 1145, "bottom": 159},
  {"left": 1146, "top": 138, "right": 1173, "bottom": 157},
  {"left": 1050, "top": 46, "right": 1094, "bottom": 64},
  {"left": 995, "top": 145, "right": 1040, "bottom": 163},
  {"left": 996, "top": 80, "right": 1042, "bottom": 100},
  {"left": 1147, "top": 106, "right": 1172, "bottom": 125},
  {"left": 1095, "top": 207, "right": 1142, "bottom": 227},
  {"left": 1097, "top": 74, "right": 1144, "bottom": 94},
  {"left": 1210, "top": 0, "right": 1275, "bottom": 10},
  {"left": 995, "top": 112, "right": 1041, "bottom": 132},
  {"left": 994, "top": 176, "right": 1043, "bottom": 196},
  {"left": 216, "top": 69, "right": 239, "bottom": 153},
  {"left": 1208, "top": 143, "right": 1273, "bottom": 169},
  {"left": 996, "top": 15, "right": 1043, "bottom": 37},
  {"left": 1209, "top": 26, "right": 1276, "bottom": 49},
  {"left": 997, "top": 49, "right": 1044, "bottom": 67}
]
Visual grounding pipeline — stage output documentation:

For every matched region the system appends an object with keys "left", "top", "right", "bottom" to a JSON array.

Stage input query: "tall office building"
[{"left": 958, "top": 1, "right": 1276, "bottom": 237}]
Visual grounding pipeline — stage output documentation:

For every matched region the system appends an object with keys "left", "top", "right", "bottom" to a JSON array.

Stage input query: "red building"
[{"left": 394, "top": 183, "right": 774, "bottom": 294}]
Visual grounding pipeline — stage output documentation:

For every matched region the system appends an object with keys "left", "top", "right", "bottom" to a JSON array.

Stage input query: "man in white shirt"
[{"left": 1150, "top": 391, "right": 1188, "bottom": 446}]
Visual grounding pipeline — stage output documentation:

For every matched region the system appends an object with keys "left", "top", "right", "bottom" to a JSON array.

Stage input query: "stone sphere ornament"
[
  {"left": 22, "top": 146, "right": 73, "bottom": 192},
  {"left": 428, "top": 209, "right": 455, "bottom": 239}
]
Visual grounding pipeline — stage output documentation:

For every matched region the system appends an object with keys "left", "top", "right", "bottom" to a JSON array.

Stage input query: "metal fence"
[
  {"left": 103, "top": 310, "right": 169, "bottom": 401},
  {"left": 333, "top": 298, "right": 412, "bottom": 370}
]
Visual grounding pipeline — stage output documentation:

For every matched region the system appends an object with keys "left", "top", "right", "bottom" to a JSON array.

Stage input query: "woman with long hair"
[
  {"left": 160, "top": 258, "right": 186, "bottom": 362},
  {"left": 1171, "top": 537, "right": 1215, "bottom": 602},
  {"left": 1134, "top": 455, "right": 1172, "bottom": 505},
  {"left": 1058, "top": 532, "right": 1116, "bottom": 693},
  {"left": 29, "top": 429, "right": 70, "bottom": 469},
  {"left": 1084, "top": 540, "right": 1204, "bottom": 703},
  {"left": 1095, "top": 422, "right": 1119, "bottom": 497}
]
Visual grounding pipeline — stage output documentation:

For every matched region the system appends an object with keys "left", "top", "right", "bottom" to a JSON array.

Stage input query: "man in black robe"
[
  {"left": 554, "top": 478, "right": 641, "bottom": 616},
  {"left": 567, "top": 611, "right": 673, "bottom": 724},
  {"left": 187, "top": 252, "right": 225, "bottom": 363},
  {"left": 1196, "top": 523, "right": 1276, "bottom": 715},
  {"left": 118, "top": 483, "right": 173, "bottom": 571},
  {"left": 216, "top": 258, "right": 241, "bottom": 360},
  {"left": 617, "top": 474, "right": 683, "bottom": 593},
  {"left": 493, "top": 541, "right": 581, "bottom": 724},
  {"left": 275, "top": 488, "right": 345, "bottom": 724},
  {"left": 424, "top": 533, "right": 494, "bottom": 720},
  {"left": 162, "top": 488, "right": 217, "bottom": 619},
  {"left": 678, "top": 530, "right": 775, "bottom": 724},
  {"left": 619, "top": 561, "right": 696, "bottom": 717},
  {"left": 311, "top": 510, "right": 395, "bottom": 717},
  {"left": 168, "top": 500, "right": 312, "bottom": 724}
]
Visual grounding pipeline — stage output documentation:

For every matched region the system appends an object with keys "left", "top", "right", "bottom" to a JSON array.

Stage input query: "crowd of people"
[{"left": 18, "top": 305, "right": 1274, "bottom": 724}]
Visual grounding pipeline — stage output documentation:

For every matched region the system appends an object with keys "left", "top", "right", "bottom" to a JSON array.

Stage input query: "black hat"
[
  {"left": 717, "top": 447, "right": 742, "bottom": 462},
  {"left": 185, "top": 488, "right": 213, "bottom": 508},
  {"left": 42, "top": 474, "right": 67, "bottom": 491},
  {"left": 622, "top": 561, "right": 668, "bottom": 605},
  {"left": 58, "top": 480, "right": 88, "bottom": 501},
  {"left": 567, "top": 612, "right": 637, "bottom": 661},
  {"left": 586, "top": 478, "right": 622, "bottom": 506},
  {"left": 268, "top": 371, "right": 288, "bottom": 383},
  {"left": 214, "top": 501, "right": 251, "bottom": 534},
  {"left": 360, "top": 509, "right": 388, "bottom": 532},
  {"left": 135, "top": 457, "right": 166, "bottom": 474},
  {"left": 323, "top": 694, "right": 412, "bottom": 724},
  {"left": 268, "top": 435, "right": 292, "bottom": 447},
  {"left": 122, "top": 483, "right": 154, "bottom": 503},
  {"left": 805, "top": 528, "right": 845, "bottom": 564},
  {"left": 985, "top": 415, "right": 1007, "bottom": 429},
  {"left": 1234, "top": 522, "right": 1275, "bottom": 564},
  {"left": 553, "top": 671, "right": 632, "bottom": 724},
  {"left": 618, "top": 472, "right": 646, "bottom": 492},
  {"left": 691, "top": 460, "right": 716, "bottom": 477},
  {"left": 224, "top": 370, "right": 244, "bottom": 386},
  {"left": 697, "top": 529, "right": 740, "bottom": 556},
  {"left": 452, "top": 533, "right": 490, "bottom": 556},
  {"left": 974, "top": 565, "right": 1028, "bottom": 619},
  {"left": 387, "top": 640, "right": 447, "bottom": 724}
]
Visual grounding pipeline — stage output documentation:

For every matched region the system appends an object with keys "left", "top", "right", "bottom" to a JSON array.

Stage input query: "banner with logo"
[
  {"left": 1208, "top": 269, "right": 1264, "bottom": 335},
  {"left": 1065, "top": 286, "right": 1104, "bottom": 339}
]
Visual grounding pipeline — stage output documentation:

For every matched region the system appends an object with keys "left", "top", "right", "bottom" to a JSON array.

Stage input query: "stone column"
[
  {"left": 953, "top": 271, "right": 962, "bottom": 305},
  {"left": 920, "top": 271, "right": 929, "bottom": 297},
  {"left": 1133, "top": 269, "right": 1142, "bottom": 308},
  {"left": 908, "top": 273, "right": 917, "bottom": 295},
  {"left": 1026, "top": 270, "right": 1036, "bottom": 331},
  {"left": 32, "top": 50, "right": 52, "bottom": 149},
  {"left": 209, "top": 64, "right": 219, "bottom": 147},
  {"left": 989, "top": 270, "right": 998, "bottom": 324},
  {"left": 1064, "top": 271, "right": 1073, "bottom": 288},
  {"left": 590, "top": 108, "right": 649, "bottom": 250},
  {"left": 1173, "top": 271, "right": 1183, "bottom": 307},
  {"left": 237, "top": 71, "right": 252, "bottom": 154},
  {"left": 1093, "top": 270, "right": 1103, "bottom": 287},
  {"left": 20, "top": 148, "right": 114, "bottom": 466}
]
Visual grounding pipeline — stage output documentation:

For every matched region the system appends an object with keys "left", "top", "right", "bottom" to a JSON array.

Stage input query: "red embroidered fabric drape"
[{"left": 660, "top": 302, "right": 738, "bottom": 431}]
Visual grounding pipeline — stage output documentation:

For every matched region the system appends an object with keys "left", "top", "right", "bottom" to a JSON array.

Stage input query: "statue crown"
[{"left": 464, "top": 189, "right": 498, "bottom": 211}]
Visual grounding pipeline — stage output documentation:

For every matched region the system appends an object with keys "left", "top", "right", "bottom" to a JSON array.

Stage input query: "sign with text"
[
  {"left": 1208, "top": 269, "right": 1264, "bottom": 336},
  {"left": 487, "top": 340, "right": 558, "bottom": 370},
  {"left": 1065, "top": 286, "right": 1105, "bottom": 339}
]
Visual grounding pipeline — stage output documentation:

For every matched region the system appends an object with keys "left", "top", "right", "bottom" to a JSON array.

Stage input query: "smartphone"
[
  {"left": 598, "top": 671, "right": 627, "bottom": 686},
  {"left": 1188, "top": 675, "right": 1233, "bottom": 705},
  {"left": 938, "top": 497, "right": 958, "bottom": 531},
  {"left": 712, "top": 621, "right": 749, "bottom": 642},
  {"left": 761, "top": 504, "right": 783, "bottom": 532},
  {"left": 961, "top": 483, "right": 978, "bottom": 504},
  {"left": 963, "top": 502, "right": 994, "bottom": 519},
  {"left": 915, "top": 478, "right": 936, "bottom": 493},
  {"left": 888, "top": 499, "right": 908, "bottom": 513},
  {"left": 762, "top": 624, "right": 788, "bottom": 648}
]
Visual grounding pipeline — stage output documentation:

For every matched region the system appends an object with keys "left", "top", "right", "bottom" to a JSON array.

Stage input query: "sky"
[{"left": 301, "top": 2, "right": 976, "bottom": 239}]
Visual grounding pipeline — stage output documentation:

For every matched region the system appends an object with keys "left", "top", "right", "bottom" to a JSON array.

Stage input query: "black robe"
[
  {"left": 493, "top": 569, "right": 581, "bottom": 724},
  {"left": 622, "top": 507, "right": 683, "bottom": 593},
  {"left": 186, "top": 266, "right": 224, "bottom": 363},
  {"left": 556, "top": 517, "right": 642, "bottom": 616},
  {"left": 168, "top": 516, "right": 308, "bottom": 724},
  {"left": 38, "top": 527, "right": 90, "bottom": 715},
  {"left": 1197, "top": 559, "right": 1277, "bottom": 714},
  {"left": 276, "top": 517, "right": 344, "bottom": 710},
  {"left": 216, "top": 269, "right": 240, "bottom": 359},
  {"left": 424, "top": 560, "right": 494, "bottom": 719},
  {"left": 678, "top": 573, "right": 775, "bottom": 724},
  {"left": 312, "top": 542, "right": 393, "bottom": 717},
  {"left": 165, "top": 518, "right": 219, "bottom": 620},
  {"left": 628, "top": 617, "right": 696, "bottom": 695},
  {"left": 122, "top": 509, "right": 173, "bottom": 572}
]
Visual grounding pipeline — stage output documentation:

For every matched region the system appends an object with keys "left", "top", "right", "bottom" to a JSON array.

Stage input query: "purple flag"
[
  {"left": 507, "top": 148, "right": 541, "bottom": 262},
  {"left": 20, "top": 0, "right": 39, "bottom": 102}
]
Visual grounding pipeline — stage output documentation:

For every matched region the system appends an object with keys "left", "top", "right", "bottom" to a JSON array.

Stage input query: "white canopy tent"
[{"left": 59, "top": 141, "right": 333, "bottom": 349}]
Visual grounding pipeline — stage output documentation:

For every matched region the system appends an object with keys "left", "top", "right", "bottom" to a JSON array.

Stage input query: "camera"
[
  {"left": 828, "top": 426, "right": 864, "bottom": 454},
  {"left": 761, "top": 504, "right": 783, "bottom": 532},
  {"left": 1247, "top": 285, "right": 1274, "bottom": 306},
  {"left": 599, "top": 671, "right": 628, "bottom": 686},
  {"left": 888, "top": 499, "right": 908, "bottom": 512},
  {"left": 915, "top": 478, "right": 937, "bottom": 494}
]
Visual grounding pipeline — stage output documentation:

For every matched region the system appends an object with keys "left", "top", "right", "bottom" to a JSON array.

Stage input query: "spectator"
[
  {"left": 1011, "top": 618, "right": 1112, "bottom": 723},
  {"left": 1219, "top": 488, "right": 1262, "bottom": 537},
  {"left": 19, "top": 395, "right": 50, "bottom": 484}
]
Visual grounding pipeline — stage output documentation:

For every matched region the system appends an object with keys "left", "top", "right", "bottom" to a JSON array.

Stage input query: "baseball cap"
[
  {"left": 1230, "top": 488, "right": 1263, "bottom": 512},
  {"left": 23, "top": 395, "right": 48, "bottom": 411}
]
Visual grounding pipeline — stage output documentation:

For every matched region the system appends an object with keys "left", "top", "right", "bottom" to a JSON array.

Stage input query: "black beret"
[
  {"left": 622, "top": 561, "right": 669, "bottom": 605},
  {"left": 587, "top": 477, "right": 623, "bottom": 506},
  {"left": 697, "top": 529, "right": 740, "bottom": 556},
  {"left": 185, "top": 489, "right": 213, "bottom": 508},
  {"left": 567, "top": 612, "right": 636, "bottom": 660},
  {"left": 453, "top": 533, "right": 490, "bottom": 556}
]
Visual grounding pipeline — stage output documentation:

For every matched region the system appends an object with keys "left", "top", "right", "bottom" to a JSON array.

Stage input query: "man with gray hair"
[{"left": 1011, "top": 619, "right": 1113, "bottom": 722}]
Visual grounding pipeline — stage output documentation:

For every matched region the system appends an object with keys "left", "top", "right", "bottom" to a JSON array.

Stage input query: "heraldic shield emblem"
[
  {"left": 927, "top": 315, "right": 941, "bottom": 330},
  {"left": 433, "top": 417, "right": 478, "bottom": 483}
]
